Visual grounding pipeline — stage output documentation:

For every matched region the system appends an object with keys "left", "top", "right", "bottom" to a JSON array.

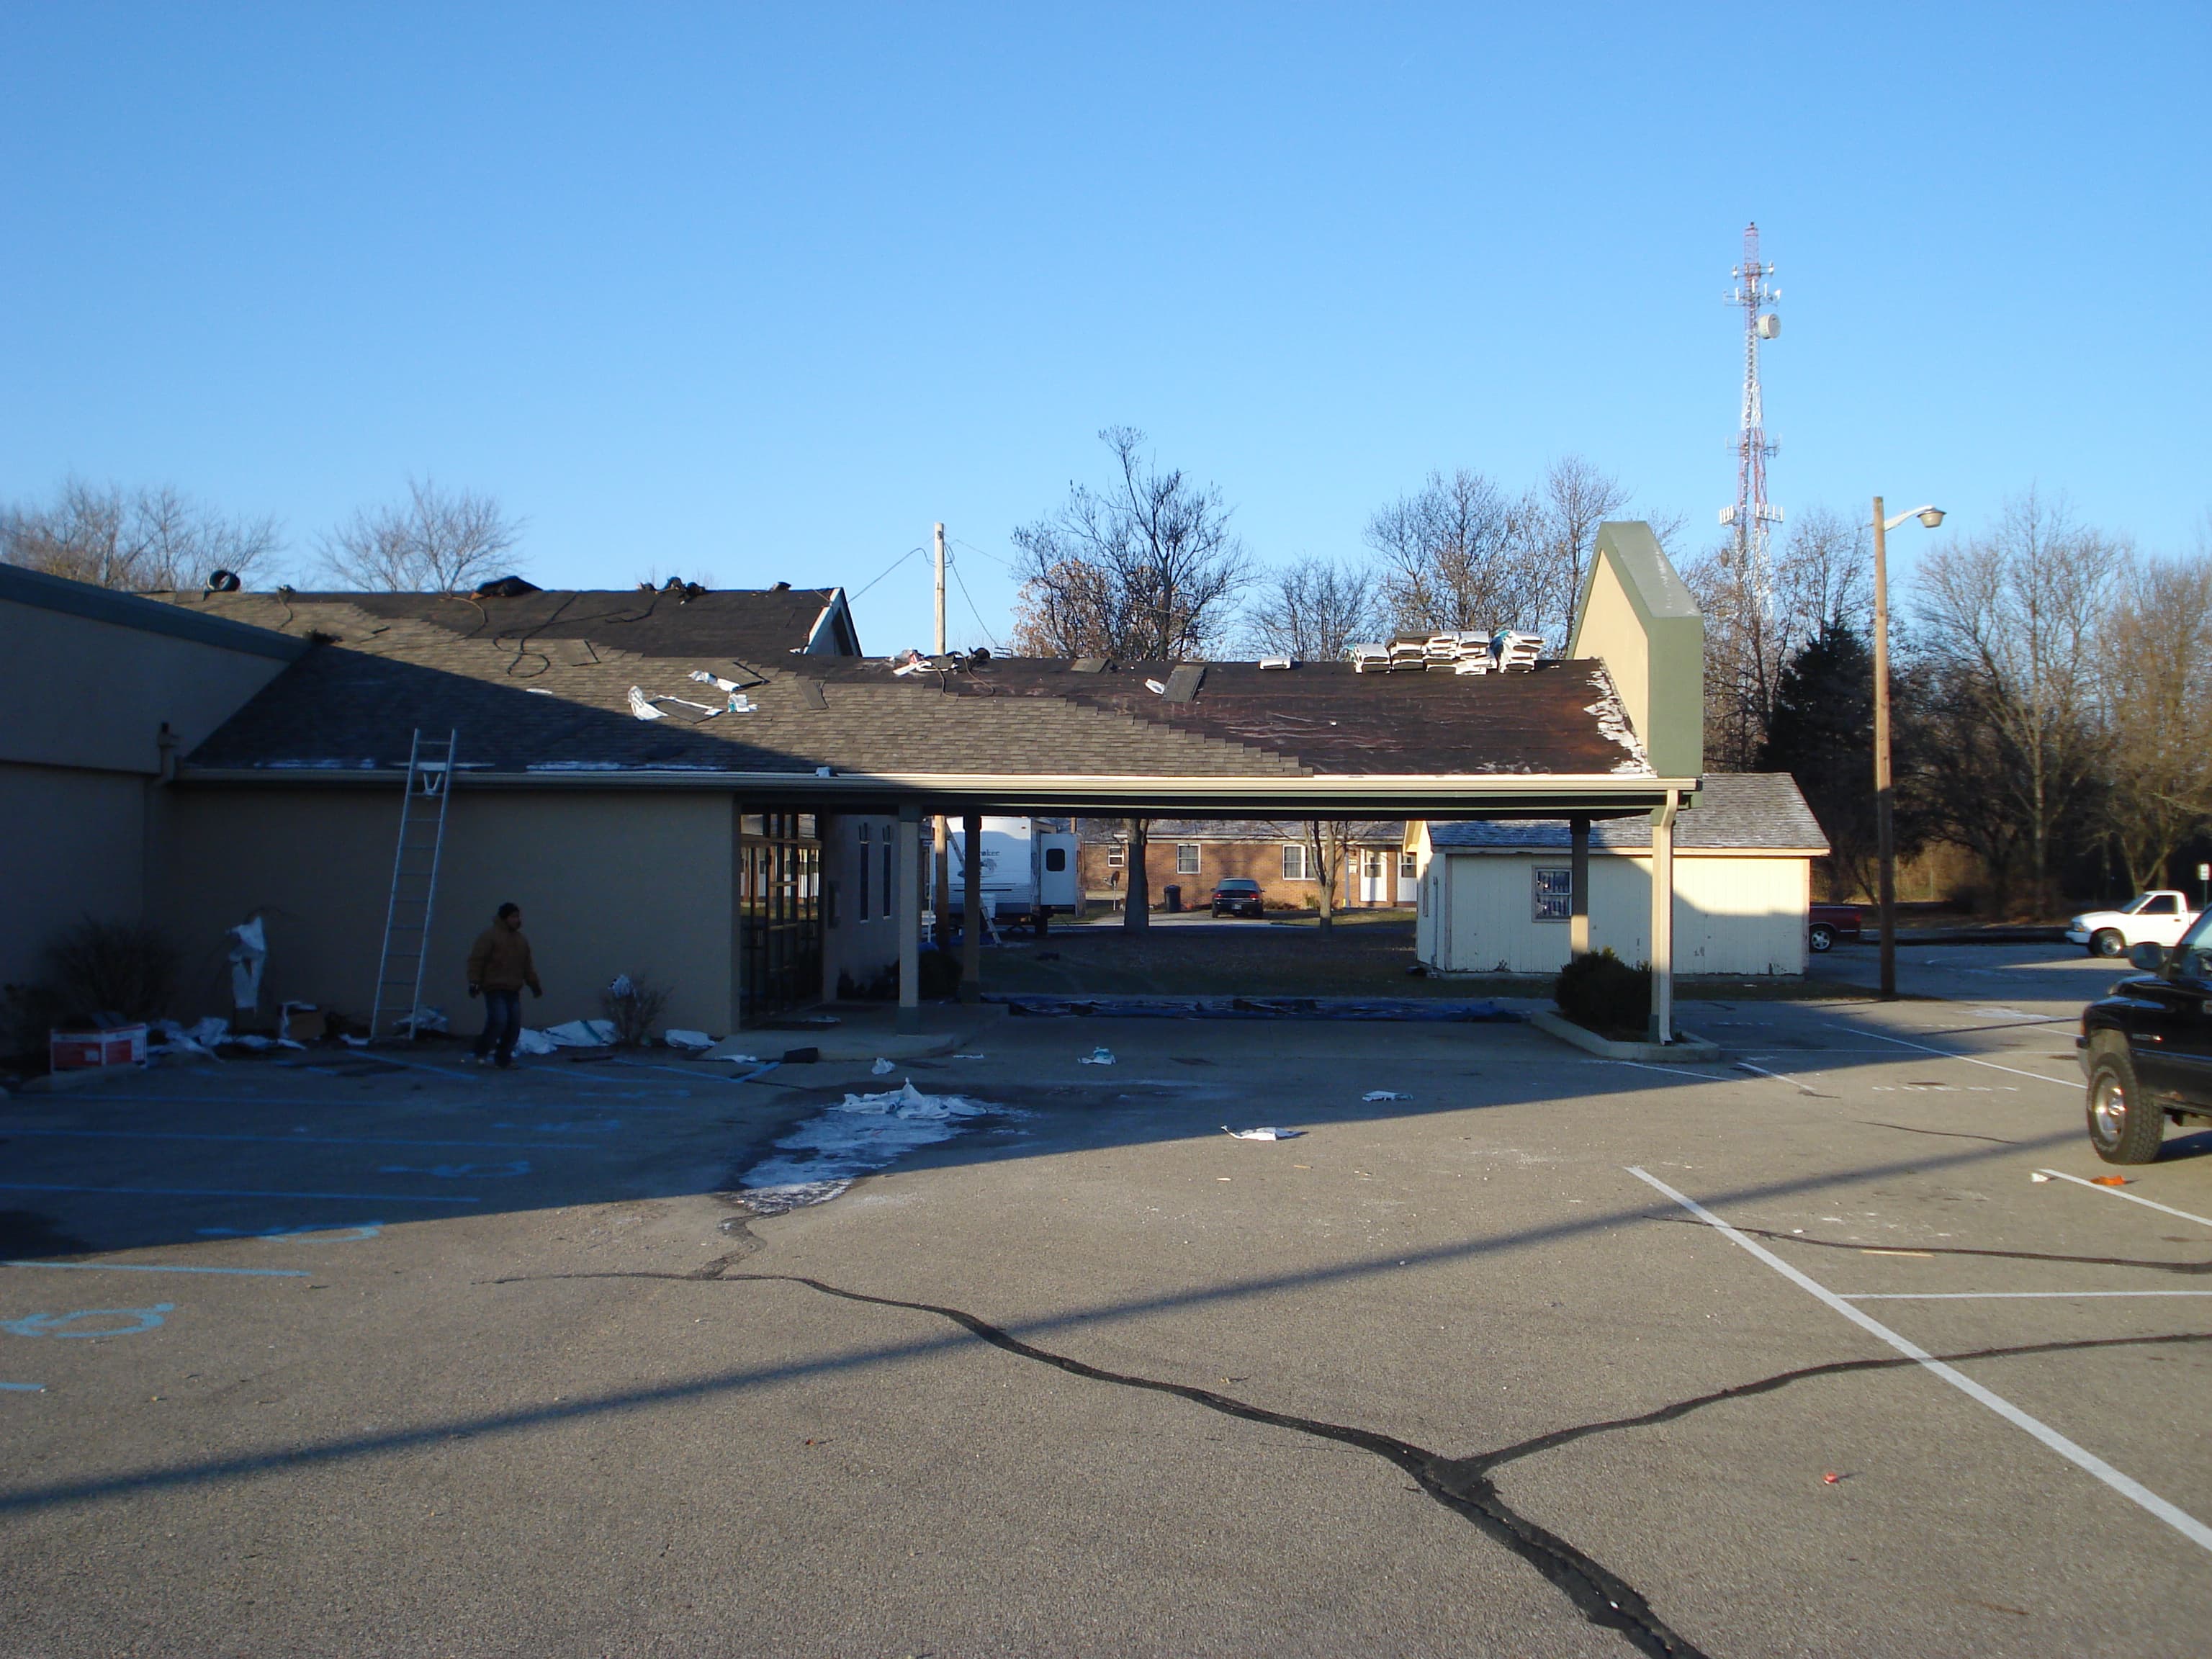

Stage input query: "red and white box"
[{"left": 50, "top": 1025, "right": 148, "bottom": 1071}]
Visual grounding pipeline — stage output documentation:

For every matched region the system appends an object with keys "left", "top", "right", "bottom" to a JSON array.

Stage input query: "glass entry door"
[{"left": 739, "top": 812, "right": 822, "bottom": 1020}]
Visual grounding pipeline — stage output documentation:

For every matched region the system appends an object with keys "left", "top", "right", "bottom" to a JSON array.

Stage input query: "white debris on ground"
[
  {"left": 871, "top": 1057, "right": 895, "bottom": 1075},
  {"left": 737, "top": 1082, "right": 1008, "bottom": 1214},
  {"left": 664, "top": 1030, "right": 714, "bottom": 1051},
  {"left": 513, "top": 1028, "right": 560, "bottom": 1056},
  {"left": 1362, "top": 1090, "right": 1410, "bottom": 1102},
  {"left": 1222, "top": 1125, "right": 1303, "bottom": 1141},
  {"left": 541, "top": 1018, "right": 619, "bottom": 1047},
  {"left": 1077, "top": 1047, "right": 1117, "bottom": 1066}
]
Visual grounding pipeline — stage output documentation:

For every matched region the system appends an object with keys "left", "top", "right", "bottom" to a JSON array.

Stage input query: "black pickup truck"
[{"left": 2077, "top": 908, "right": 2212, "bottom": 1162}]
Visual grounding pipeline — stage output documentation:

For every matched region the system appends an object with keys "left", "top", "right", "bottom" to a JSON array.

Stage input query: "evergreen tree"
[{"left": 1758, "top": 622, "right": 1925, "bottom": 899}]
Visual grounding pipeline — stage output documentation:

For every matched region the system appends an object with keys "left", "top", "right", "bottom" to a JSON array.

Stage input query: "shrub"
[
  {"left": 600, "top": 973, "right": 672, "bottom": 1047},
  {"left": 1554, "top": 949, "right": 1650, "bottom": 1039},
  {"left": 4, "top": 918, "right": 180, "bottom": 1058}
]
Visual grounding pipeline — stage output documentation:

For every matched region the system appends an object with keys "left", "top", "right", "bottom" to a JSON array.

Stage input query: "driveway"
[{"left": 2, "top": 974, "right": 2207, "bottom": 1656}]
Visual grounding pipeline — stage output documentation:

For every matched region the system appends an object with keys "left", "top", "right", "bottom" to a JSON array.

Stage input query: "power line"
[
  {"left": 952, "top": 536, "right": 1015, "bottom": 570},
  {"left": 850, "top": 545, "right": 925, "bottom": 601},
  {"left": 948, "top": 554, "right": 1002, "bottom": 651}
]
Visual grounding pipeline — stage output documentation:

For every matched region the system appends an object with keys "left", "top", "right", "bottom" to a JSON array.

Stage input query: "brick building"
[{"left": 1076, "top": 819, "right": 1415, "bottom": 912}]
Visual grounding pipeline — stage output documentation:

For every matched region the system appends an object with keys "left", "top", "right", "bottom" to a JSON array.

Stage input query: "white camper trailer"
[{"left": 936, "top": 817, "right": 1079, "bottom": 926}]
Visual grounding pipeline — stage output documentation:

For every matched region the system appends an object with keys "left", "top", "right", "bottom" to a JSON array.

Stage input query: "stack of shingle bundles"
[
  {"left": 1347, "top": 642, "right": 1393, "bottom": 673},
  {"left": 1388, "top": 638, "right": 1430, "bottom": 670},
  {"left": 1492, "top": 630, "right": 1544, "bottom": 672}
]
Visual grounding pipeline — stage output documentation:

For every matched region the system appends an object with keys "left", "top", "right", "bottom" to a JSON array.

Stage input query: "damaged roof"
[
  {"left": 150, "top": 588, "right": 1683, "bottom": 811},
  {"left": 1425, "top": 773, "right": 1828, "bottom": 853},
  {"left": 163, "top": 583, "right": 859, "bottom": 665}
]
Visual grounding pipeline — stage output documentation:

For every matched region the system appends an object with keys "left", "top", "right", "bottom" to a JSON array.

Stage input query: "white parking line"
[
  {"left": 1629, "top": 1165, "right": 2212, "bottom": 1555},
  {"left": 0, "top": 1182, "right": 480, "bottom": 1205},
  {"left": 2036, "top": 1169, "right": 2212, "bottom": 1231},
  {"left": 5, "top": 1128, "right": 598, "bottom": 1152},
  {"left": 1851, "top": 1028, "right": 2078, "bottom": 1089},
  {"left": 3, "top": 1261, "right": 310, "bottom": 1277},
  {"left": 1843, "top": 1290, "right": 2212, "bottom": 1300}
]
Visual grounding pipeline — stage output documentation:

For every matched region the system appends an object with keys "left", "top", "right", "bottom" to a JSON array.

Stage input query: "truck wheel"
[
  {"left": 2092, "top": 929, "right": 2126, "bottom": 958},
  {"left": 2087, "top": 1051, "right": 2162, "bottom": 1164},
  {"left": 1808, "top": 923, "right": 1835, "bottom": 953}
]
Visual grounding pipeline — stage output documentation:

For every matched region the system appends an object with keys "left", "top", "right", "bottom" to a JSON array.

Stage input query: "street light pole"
[
  {"left": 1870, "top": 498, "right": 1945, "bottom": 1001},
  {"left": 1872, "top": 495, "right": 1897, "bottom": 999}
]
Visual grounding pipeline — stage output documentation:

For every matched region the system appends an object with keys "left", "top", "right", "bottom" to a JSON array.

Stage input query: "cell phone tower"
[{"left": 1719, "top": 221, "right": 1783, "bottom": 614}]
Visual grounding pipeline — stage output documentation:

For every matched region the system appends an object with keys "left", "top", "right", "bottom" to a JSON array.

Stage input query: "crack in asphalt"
[
  {"left": 521, "top": 1264, "right": 1705, "bottom": 1657},
  {"left": 1856, "top": 1121, "right": 2022, "bottom": 1145},
  {"left": 509, "top": 1261, "right": 2212, "bottom": 1658},
  {"left": 1686, "top": 1218, "right": 2212, "bottom": 1277}
]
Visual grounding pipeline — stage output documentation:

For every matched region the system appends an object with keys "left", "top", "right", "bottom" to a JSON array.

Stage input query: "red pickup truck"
[{"left": 1808, "top": 903, "right": 1862, "bottom": 953}]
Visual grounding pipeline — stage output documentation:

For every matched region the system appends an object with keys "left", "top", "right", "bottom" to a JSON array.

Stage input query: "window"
[
  {"left": 858, "top": 827, "right": 871, "bottom": 917},
  {"left": 1175, "top": 844, "right": 1200, "bottom": 876},
  {"left": 2141, "top": 893, "right": 2180, "bottom": 915},
  {"left": 1105, "top": 845, "right": 1125, "bottom": 868},
  {"left": 1282, "top": 842, "right": 1309, "bottom": 881},
  {"left": 1401, "top": 852, "right": 1418, "bottom": 880},
  {"left": 882, "top": 843, "right": 894, "bottom": 917},
  {"left": 1044, "top": 846, "right": 1067, "bottom": 872},
  {"left": 1534, "top": 866, "right": 1573, "bottom": 922}
]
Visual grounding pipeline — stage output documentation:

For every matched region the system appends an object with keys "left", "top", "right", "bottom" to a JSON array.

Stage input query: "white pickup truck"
[{"left": 2066, "top": 891, "right": 2200, "bottom": 958}]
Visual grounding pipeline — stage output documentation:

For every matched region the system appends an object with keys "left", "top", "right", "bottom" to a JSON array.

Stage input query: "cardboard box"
[{"left": 50, "top": 1025, "right": 148, "bottom": 1071}]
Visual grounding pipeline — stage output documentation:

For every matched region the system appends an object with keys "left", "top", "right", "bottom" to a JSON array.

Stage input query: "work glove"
[{"left": 467, "top": 984, "right": 480, "bottom": 998}]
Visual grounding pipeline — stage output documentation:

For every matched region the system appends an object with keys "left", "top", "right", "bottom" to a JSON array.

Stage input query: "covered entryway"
[{"left": 737, "top": 811, "right": 823, "bottom": 1021}]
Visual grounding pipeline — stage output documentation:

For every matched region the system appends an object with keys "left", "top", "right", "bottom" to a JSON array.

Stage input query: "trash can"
[{"left": 1164, "top": 884, "right": 1182, "bottom": 913}]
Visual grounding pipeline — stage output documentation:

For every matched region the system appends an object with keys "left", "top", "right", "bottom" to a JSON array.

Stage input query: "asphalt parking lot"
[{"left": 3, "top": 947, "right": 2208, "bottom": 1658}]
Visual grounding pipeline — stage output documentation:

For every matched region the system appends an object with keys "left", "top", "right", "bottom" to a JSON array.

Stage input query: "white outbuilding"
[{"left": 1410, "top": 773, "right": 1829, "bottom": 977}]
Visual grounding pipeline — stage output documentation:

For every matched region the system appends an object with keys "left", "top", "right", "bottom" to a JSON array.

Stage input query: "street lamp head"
[{"left": 1917, "top": 508, "right": 1946, "bottom": 529}]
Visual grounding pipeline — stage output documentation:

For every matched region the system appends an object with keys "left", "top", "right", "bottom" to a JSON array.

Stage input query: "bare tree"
[
  {"left": 1243, "top": 557, "right": 1377, "bottom": 660},
  {"left": 1366, "top": 469, "right": 1538, "bottom": 639},
  {"left": 1303, "top": 820, "right": 1349, "bottom": 934},
  {"left": 1915, "top": 489, "right": 2127, "bottom": 912},
  {"left": 320, "top": 477, "right": 525, "bottom": 593},
  {"left": 2098, "top": 552, "right": 2212, "bottom": 891},
  {"left": 1, "top": 480, "right": 282, "bottom": 590},
  {"left": 1008, "top": 428, "right": 1251, "bottom": 661},
  {"left": 1534, "top": 455, "right": 1629, "bottom": 621}
]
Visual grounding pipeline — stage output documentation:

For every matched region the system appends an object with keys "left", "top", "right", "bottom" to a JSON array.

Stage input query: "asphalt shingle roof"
[
  {"left": 158, "top": 590, "right": 1663, "bottom": 782},
  {"left": 1425, "top": 773, "right": 1828, "bottom": 853}
]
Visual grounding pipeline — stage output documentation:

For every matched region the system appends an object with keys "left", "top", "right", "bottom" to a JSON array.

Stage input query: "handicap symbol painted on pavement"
[
  {"left": 4, "top": 1304, "right": 176, "bottom": 1338},
  {"left": 197, "top": 1222, "right": 385, "bottom": 1243},
  {"left": 377, "top": 1161, "right": 531, "bottom": 1179}
]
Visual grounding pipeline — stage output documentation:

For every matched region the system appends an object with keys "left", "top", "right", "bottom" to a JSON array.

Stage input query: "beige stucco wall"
[
  {"left": 0, "top": 593, "right": 295, "bottom": 776},
  {"left": 0, "top": 585, "right": 300, "bottom": 989},
  {"left": 155, "top": 787, "right": 739, "bottom": 1033},
  {"left": 822, "top": 812, "right": 901, "bottom": 997},
  {"left": 1427, "top": 850, "right": 1809, "bottom": 976},
  {"left": 0, "top": 763, "right": 152, "bottom": 986}
]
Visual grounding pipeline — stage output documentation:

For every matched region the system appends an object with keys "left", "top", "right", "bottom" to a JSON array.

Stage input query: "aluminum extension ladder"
[{"left": 369, "top": 729, "right": 458, "bottom": 1040}]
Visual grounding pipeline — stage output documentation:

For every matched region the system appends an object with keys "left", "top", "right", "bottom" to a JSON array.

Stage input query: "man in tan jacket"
[{"left": 466, "top": 902, "right": 543, "bottom": 1068}]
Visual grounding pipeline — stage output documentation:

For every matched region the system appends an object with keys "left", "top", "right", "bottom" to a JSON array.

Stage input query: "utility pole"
[
  {"left": 933, "top": 523, "right": 948, "bottom": 656},
  {"left": 1872, "top": 496, "right": 1897, "bottom": 1000},
  {"left": 932, "top": 522, "right": 951, "bottom": 959}
]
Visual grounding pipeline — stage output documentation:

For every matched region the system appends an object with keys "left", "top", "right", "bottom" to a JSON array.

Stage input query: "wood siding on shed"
[{"left": 1429, "top": 851, "right": 1807, "bottom": 976}]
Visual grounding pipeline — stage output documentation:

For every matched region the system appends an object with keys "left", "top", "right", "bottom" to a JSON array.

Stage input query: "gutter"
[{"left": 174, "top": 766, "right": 1703, "bottom": 814}]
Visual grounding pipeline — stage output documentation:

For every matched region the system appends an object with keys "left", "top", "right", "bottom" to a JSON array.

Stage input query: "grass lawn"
[{"left": 971, "top": 914, "right": 1865, "bottom": 1001}]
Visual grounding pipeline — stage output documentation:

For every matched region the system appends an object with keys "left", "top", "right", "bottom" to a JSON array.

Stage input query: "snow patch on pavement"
[{"left": 737, "top": 1082, "right": 1012, "bottom": 1214}]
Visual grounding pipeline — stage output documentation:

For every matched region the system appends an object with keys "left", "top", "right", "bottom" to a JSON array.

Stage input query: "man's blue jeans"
[{"left": 475, "top": 989, "right": 522, "bottom": 1066}]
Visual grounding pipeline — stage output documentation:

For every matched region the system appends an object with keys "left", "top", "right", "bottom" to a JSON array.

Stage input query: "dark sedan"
[{"left": 1210, "top": 878, "right": 1265, "bottom": 918}]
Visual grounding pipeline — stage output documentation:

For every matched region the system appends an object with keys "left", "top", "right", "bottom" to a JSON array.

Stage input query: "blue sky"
[{"left": 3, "top": 4, "right": 2204, "bottom": 651}]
